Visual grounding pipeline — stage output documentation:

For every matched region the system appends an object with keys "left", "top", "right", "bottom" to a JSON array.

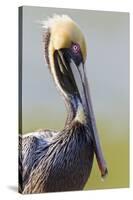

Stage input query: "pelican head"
[
  {"left": 43, "top": 15, "right": 87, "bottom": 99},
  {"left": 42, "top": 15, "right": 107, "bottom": 178}
]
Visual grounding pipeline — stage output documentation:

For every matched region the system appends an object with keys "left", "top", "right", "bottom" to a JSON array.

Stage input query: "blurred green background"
[{"left": 22, "top": 6, "right": 129, "bottom": 190}]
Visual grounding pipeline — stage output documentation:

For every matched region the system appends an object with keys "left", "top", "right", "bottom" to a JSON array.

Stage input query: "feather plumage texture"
[{"left": 19, "top": 122, "right": 94, "bottom": 193}]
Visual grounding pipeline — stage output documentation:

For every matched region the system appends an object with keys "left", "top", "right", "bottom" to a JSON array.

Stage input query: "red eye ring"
[{"left": 72, "top": 43, "right": 80, "bottom": 54}]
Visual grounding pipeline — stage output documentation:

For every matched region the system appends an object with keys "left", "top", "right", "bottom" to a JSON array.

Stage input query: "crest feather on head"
[
  {"left": 42, "top": 14, "right": 87, "bottom": 62},
  {"left": 42, "top": 14, "right": 73, "bottom": 29}
]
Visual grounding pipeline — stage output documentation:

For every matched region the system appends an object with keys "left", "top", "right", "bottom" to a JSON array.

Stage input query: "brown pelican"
[{"left": 19, "top": 15, "right": 107, "bottom": 194}]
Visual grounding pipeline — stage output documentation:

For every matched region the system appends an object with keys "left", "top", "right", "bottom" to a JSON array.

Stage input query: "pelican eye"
[{"left": 71, "top": 43, "right": 80, "bottom": 54}]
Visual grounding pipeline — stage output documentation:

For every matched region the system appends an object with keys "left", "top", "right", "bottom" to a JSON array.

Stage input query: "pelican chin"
[{"left": 19, "top": 14, "right": 107, "bottom": 194}]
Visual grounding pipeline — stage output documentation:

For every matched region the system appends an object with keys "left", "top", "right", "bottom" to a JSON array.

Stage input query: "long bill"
[
  {"left": 55, "top": 50, "right": 108, "bottom": 178},
  {"left": 69, "top": 59, "right": 108, "bottom": 178}
]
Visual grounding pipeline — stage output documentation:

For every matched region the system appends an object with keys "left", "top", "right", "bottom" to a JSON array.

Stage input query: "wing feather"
[{"left": 19, "top": 130, "right": 58, "bottom": 192}]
